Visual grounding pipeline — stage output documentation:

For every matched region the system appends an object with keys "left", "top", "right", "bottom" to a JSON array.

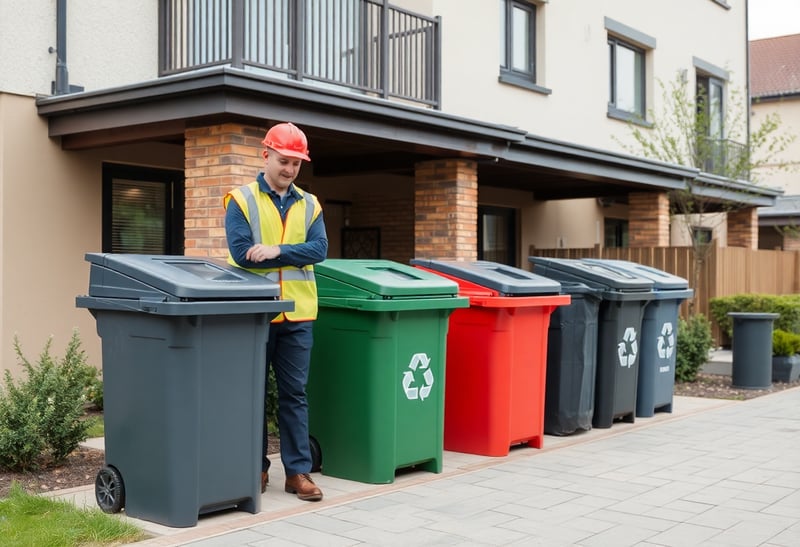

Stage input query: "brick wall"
[
  {"left": 414, "top": 160, "right": 478, "bottom": 260},
  {"left": 184, "top": 123, "right": 263, "bottom": 257},
  {"left": 628, "top": 191, "right": 670, "bottom": 247},
  {"left": 349, "top": 194, "right": 415, "bottom": 262},
  {"left": 783, "top": 234, "right": 800, "bottom": 251},
  {"left": 727, "top": 207, "right": 758, "bottom": 249}
]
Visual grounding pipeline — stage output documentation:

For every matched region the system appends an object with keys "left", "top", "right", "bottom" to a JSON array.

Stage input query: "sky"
[{"left": 748, "top": 0, "right": 800, "bottom": 39}]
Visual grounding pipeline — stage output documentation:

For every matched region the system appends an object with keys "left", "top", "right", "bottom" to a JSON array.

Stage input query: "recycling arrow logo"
[
  {"left": 617, "top": 327, "right": 638, "bottom": 368},
  {"left": 402, "top": 353, "right": 434, "bottom": 401},
  {"left": 657, "top": 321, "right": 675, "bottom": 359}
]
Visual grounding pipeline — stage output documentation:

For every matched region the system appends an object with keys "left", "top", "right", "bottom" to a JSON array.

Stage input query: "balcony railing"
[
  {"left": 695, "top": 136, "right": 750, "bottom": 179},
  {"left": 159, "top": 0, "right": 441, "bottom": 109}
]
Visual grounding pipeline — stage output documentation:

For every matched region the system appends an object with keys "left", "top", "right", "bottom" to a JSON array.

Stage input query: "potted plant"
[{"left": 771, "top": 329, "right": 800, "bottom": 382}]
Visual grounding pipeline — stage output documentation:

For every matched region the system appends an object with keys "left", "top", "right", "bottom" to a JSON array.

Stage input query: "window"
[
  {"left": 499, "top": 0, "right": 549, "bottom": 93},
  {"left": 605, "top": 18, "right": 655, "bottom": 123},
  {"left": 697, "top": 75, "right": 724, "bottom": 139},
  {"left": 692, "top": 226, "right": 713, "bottom": 247},
  {"left": 608, "top": 37, "right": 644, "bottom": 118},
  {"left": 102, "top": 164, "right": 184, "bottom": 255},
  {"left": 693, "top": 57, "right": 732, "bottom": 175},
  {"left": 604, "top": 218, "right": 629, "bottom": 248},
  {"left": 478, "top": 206, "right": 517, "bottom": 265}
]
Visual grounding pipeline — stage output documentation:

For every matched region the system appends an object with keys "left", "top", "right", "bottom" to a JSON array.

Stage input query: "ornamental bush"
[
  {"left": 0, "top": 331, "right": 93, "bottom": 471},
  {"left": 675, "top": 314, "right": 714, "bottom": 383},
  {"left": 709, "top": 294, "right": 800, "bottom": 339},
  {"left": 772, "top": 329, "right": 800, "bottom": 357}
]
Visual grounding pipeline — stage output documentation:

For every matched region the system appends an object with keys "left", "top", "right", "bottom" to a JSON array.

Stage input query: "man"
[{"left": 224, "top": 122, "right": 328, "bottom": 501}]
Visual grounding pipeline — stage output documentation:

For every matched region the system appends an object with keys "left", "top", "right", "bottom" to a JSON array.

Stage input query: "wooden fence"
[{"left": 528, "top": 246, "right": 800, "bottom": 345}]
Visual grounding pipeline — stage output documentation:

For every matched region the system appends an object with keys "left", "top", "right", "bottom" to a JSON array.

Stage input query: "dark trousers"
[{"left": 263, "top": 320, "right": 314, "bottom": 476}]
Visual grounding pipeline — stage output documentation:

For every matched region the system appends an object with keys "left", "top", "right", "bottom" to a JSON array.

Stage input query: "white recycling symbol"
[
  {"left": 657, "top": 321, "right": 675, "bottom": 359},
  {"left": 402, "top": 353, "right": 434, "bottom": 401},
  {"left": 617, "top": 327, "right": 638, "bottom": 368}
]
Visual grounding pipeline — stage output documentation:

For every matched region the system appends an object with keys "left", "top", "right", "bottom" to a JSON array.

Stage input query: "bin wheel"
[
  {"left": 95, "top": 465, "right": 125, "bottom": 514},
  {"left": 309, "top": 435, "right": 322, "bottom": 473}
]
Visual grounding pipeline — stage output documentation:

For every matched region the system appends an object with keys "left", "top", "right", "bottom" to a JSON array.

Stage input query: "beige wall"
[
  {"left": 670, "top": 213, "right": 728, "bottom": 247},
  {"left": 0, "top": 0, "right": 158, "bottom": 97},
  {"left": 751, "top": 98, "right": 800, "bottom": 195},
  {"left": 408, "top": 0, "right": 748, "bottom": 251},
  {"left": 424, "top": 0, "right": 748, "bottom": 156},
  {"left": 0, "top": 93, "right": 183, "bottom": 378}
]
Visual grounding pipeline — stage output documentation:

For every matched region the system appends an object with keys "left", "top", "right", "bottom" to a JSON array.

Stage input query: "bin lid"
[
  {"left": 528, "top": 256, "right": 654, "bottom": 293},
  {"left": 410, "top": 258, "right": 561, "bottom": 296},
  {"left": 82, "top": 253, "right": 283, "bottom": 301},
  {"left": 583, "top": 259, "right": 689, "bottom": 290},
  {"left": 557, "top": 281, "right": 604, "bottom": 299},
  {"left": 316, "top": 259, "right": 460, "bottom": 299}
]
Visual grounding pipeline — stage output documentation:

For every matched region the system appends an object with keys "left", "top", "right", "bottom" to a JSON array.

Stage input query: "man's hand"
[{"left": 246, "top": 244, "right": 281, "bottom": 262}]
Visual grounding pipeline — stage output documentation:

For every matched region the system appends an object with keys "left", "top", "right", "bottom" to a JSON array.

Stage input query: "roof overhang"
[
  {"left": 758, "top": 195, "right": 800, "bottom": 226},
  {"left": 37, "top": 66, "right": 774, "bottom": 205},
  {"left": 687, "top": 173, "right": 783, "bottom": 209}
]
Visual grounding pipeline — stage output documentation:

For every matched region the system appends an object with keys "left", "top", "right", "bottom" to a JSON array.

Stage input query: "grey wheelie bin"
[
  {"left": 529, "top": 257, "right": 654, "bottom": 429},
  {"left": 585, "top": 260, "right": 694, "bottom": 417},
  {"left": 728, "top": 312, "right": 780, "bottom": 389},
  {"left": 307, "top": 259, "right": 468, "bottom": 484},
  {"left": 76, "top": 253, "right": 292, "bottom": 528},
  {"left": 543, "top": 281, "right": 602, "bottom": 436}
]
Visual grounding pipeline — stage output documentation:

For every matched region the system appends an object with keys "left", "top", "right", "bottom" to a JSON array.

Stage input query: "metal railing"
[
  {"left": 695, "top": 136, "right": 750, "bottom": 179},
  {"left": 159, "top": 0, "right": 440, "bottom": 109}
]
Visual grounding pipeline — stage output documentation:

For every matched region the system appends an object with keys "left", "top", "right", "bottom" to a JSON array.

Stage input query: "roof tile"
[{"left": 750, "top": 33, "right": 800, "bottom": 98}]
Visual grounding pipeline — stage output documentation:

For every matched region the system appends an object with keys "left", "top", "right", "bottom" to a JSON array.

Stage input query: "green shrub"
[
  {"left": 772, "top": 329, "right": 800, "bottom": 357},
  {"left": 265, "top": 367, "right": 279, "bottom": 436},
  {"left": 675, "top": 314, "right": 714, "bottom": 382},
  {"left": 0, "top": 331, "right": 92, "bottom": 471},
  {"left": 83, "top": 373, "right": 104, "bottom": 411},
  {"left": 709, "top": 294, "right": 800, "bottom": 339}
]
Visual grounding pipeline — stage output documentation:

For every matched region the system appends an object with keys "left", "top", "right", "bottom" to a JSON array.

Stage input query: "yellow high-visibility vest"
[{"left": 224, "top": 181, "right": 321, "bottom": 322}]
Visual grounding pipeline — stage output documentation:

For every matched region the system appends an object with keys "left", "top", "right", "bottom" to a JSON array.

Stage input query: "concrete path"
[{"left": 53, "top": 384, "right": 800, "bottom": 546}]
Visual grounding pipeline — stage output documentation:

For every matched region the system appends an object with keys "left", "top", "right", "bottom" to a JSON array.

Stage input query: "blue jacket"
[{"left": 224, "top": 172, "right": 328, "bottom": 269}]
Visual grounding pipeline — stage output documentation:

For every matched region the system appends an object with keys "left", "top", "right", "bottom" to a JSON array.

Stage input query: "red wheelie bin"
[{"left": 412, "top": 259, "right": 570, "bottom": 456}]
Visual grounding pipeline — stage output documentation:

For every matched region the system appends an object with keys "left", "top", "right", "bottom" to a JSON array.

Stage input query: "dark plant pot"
[{"left": 772, "top": 355, "right": 800, "bottom": 383}]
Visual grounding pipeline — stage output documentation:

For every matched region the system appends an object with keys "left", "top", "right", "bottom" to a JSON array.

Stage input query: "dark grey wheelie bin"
[
  {"left": 728, "top": 312, "right": 780, "bottom": 389},
  {"left": 543, "top": 281, "right": 602, "bottom": 436},
  {"left": 76, "top": 253, "right": 292, "bottom": 528},
  {"left": 529, "top": 257, "right": 654, "bottom": 429},
  {"left": 585, "top": 260, "right": 694, "bottom": 417}
]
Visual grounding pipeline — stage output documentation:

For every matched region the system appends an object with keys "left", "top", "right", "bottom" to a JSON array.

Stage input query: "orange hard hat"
[{"left": 261, "top": 122, "right": 311, "bottom": 161}]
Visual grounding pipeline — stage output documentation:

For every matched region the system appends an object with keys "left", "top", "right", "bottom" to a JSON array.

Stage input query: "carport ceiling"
[{"left": 307, "top": 127, "right": 639, "bottom": 200}]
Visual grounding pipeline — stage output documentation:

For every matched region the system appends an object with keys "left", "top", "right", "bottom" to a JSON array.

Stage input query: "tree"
[{"left": 616, "top": 71, "right": 795, "bottom": 312}]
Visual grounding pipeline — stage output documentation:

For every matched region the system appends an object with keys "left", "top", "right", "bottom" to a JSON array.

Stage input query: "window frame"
[
  {"left": 696, "top": 74, "right": 725, "bottom": 139},
  {"left": 498, "top": 0, "right": 551, "bottom": 95},
  {"left": 607, "top": 36, "right": 646, "bottom": 121},
  {"left": 605, "top": 17, "right": 655, "bottom": 125},
  {"left": 691, "top": 226, "right": 713, "bottom": 247},
  {"left": 102, "top": 163, "right": 185, "bottom": 255},
  {"left": 478, "top": 205, "right": 517, "bottom": 266},
  {"left": 604, "top": 217, "right": 629, "bottom": 248}
]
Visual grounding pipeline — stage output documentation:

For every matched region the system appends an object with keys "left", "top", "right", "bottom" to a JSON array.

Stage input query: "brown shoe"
[
  {"left": 284, "top": 473, "right": 323, "bottom": 501},
  {"left": 261, "top": 472, "right": 269, "bottom": 494}
]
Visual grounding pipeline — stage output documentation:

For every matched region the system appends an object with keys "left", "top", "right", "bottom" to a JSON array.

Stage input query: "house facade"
[
  {"left": 0, "top": 0, "right": 775, "bottom": 376},
  {"left": 750, "top": 33, "right": 800, "bottom": 249}
]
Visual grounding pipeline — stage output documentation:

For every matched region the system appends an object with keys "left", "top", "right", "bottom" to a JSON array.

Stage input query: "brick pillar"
[
  {"left": 727, "top": 207, "right": 758, "bottom": 249},
  {"left": 783, "top": 234, "right": 800, "bottom": 251},
  {"left": 414, "top": 160, "right": 478, "bottom": 260},
  {"left": 184, "top": 123, "right": 264, "bottom": 257},
  {"left": 628, "top": 191, "right": 670, "bottom": 247}
]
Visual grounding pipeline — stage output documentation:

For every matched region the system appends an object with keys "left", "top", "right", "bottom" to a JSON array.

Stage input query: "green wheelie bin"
[{"left": 307, "top": 259, "right": 468, "bottom": 484}]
